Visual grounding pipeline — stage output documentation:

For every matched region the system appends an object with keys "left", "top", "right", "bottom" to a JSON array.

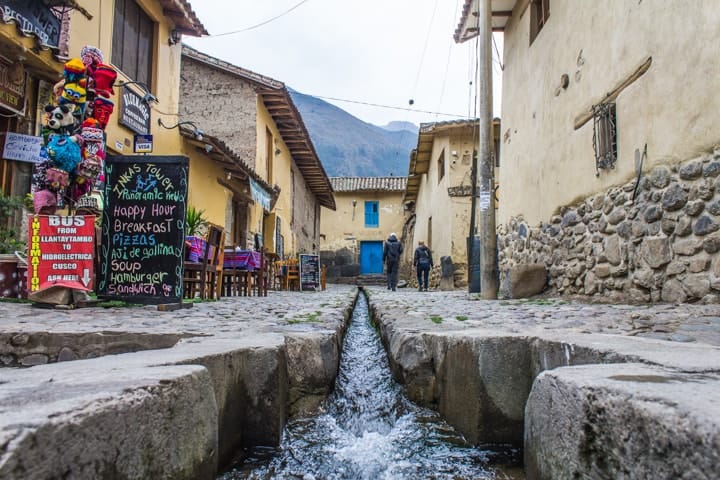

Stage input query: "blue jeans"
[{"left": 416, "top": 263, "right": 430, "bottom": 289}]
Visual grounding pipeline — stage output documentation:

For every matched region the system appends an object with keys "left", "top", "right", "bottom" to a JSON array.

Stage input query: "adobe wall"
[
  {"left": 498, "top": 151, "right": 720, "bottom": 303},
  {"left": 179, "top": 57, "right": 257, "bottom": 165}
]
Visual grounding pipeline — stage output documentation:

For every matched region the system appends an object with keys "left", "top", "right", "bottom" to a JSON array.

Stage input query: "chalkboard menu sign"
[
  {"left": 98, "top": 155, "right": 188, "bottom": 304},
  {"left": 299, "top": 254, "right": 320, "bottom": 291}
]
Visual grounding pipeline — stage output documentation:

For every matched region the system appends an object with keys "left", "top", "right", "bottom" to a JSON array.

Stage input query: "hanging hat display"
[
  {"left": 32, "top": 189, "right": 58, "bottom": 214},
  {"left": 93, "top": 64, "right": 117, "bottom": 98},
  {"left": 32, "top": 45, "right": 117, "bottom": 217}
]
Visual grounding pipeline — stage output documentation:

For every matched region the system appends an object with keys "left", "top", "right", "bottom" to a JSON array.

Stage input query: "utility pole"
[{"left": 477, "top": 0, "right": 498, "bottom": 299}]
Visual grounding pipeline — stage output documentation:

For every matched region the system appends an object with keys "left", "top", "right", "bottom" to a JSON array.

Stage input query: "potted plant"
[
  {"left": 185, "top": 206, "right": 208, "bottom": 262},
  {"left": 185, "top": 205, "right": 208, "bottom": 237},
  {"left": 0, "top": 189, "right": 26, "bottom": 298}
]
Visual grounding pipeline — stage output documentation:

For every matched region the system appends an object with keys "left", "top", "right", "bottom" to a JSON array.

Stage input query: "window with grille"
[
  {"left": 592, "top": 102, "right": 617, "bottom": 174},
  {"left": 364, "top": 201, "right": 379, "bottom": 228},
  {"left": 530, "top": 0, "right": 550, "bottom": 45},
  {"left": 112, "top": 0, "right": 154, "bottom": 86}
]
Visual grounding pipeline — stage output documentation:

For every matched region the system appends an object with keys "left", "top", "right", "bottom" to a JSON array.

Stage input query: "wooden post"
[{"left": 478, "top": 0, "right": 498, "bottom": 299}]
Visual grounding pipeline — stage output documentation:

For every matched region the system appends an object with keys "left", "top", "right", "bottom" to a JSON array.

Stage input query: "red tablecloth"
[{"left": 223, "top": 250, "right": 261, "bottom": 270}]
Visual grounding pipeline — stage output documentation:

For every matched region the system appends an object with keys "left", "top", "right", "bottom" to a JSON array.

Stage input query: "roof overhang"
[
  {"left": 158, "top": 0, "right": 208, "bottom": 36},
  {"left": 454, "top": 0, "right": 518, "bottom": 43},
  {"left": 258, "top": 87, "right": 336, "bottom": 210},
  {"left": 179, "top": 126, "right": 280, "bottom": 210}
]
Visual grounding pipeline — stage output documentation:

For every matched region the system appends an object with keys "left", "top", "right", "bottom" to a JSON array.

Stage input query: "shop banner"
[
  {"left": 27, "top": 215, "right": 96, "bottom": 292},
  {"left": 250, "top": 177, "right": 271, "bottom": 211}
]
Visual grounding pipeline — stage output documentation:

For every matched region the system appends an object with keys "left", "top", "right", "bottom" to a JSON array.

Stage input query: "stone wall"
[
  {"left": 180, "top": 57, "right": 258, "bottom": 165},
  {"left": 498, "top": 150, "right": 720, "bottom": 303},
  {"left": 321, "top": 248, "right": 359, "bottom": 280}
]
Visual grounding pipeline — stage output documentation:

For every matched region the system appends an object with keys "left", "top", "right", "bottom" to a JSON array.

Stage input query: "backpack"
[{"left": 418, "top": 247, "right": 430, "bottom": 265}]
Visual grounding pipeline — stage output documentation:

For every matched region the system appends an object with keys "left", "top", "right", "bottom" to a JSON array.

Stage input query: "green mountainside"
[{"left": 289, "top": 90, "right": 418, "bottom": 177}]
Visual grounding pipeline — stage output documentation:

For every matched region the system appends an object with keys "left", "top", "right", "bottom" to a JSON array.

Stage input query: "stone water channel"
[
  {"left": 219, "top": 293, "right": 523, "bottom": 479},
  {"left": 2, "top": 285, "right": 720, "bottom": 478}
]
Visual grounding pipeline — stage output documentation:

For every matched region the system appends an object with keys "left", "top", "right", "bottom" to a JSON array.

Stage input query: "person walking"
[
  {"left": 383, "top": 232, "right": 403, "bottom": 291},
  {"left": 413, "top": 240, "right": 433, "bottom": 291}
]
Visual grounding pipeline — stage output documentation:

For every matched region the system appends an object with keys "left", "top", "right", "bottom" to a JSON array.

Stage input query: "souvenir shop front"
[{"left": 0, "top": 0, "right": 68, "bottom": 212}]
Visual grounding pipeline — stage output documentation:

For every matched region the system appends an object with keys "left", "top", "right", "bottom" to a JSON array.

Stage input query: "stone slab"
[{"left": 525, "top": 363, "right": 720, "bottom": 480}]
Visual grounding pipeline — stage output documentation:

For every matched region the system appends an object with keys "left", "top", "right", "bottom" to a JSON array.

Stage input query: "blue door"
[{"left": 359, "top": 241, "right": 384, "bottom": 274}]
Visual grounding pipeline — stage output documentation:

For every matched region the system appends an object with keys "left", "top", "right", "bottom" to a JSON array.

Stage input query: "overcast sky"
[{"left": 184, "top": 0, "right": 502, "bottom": 127}]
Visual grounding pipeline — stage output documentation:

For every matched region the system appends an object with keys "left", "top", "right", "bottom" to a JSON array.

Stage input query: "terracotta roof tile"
[{"left": 330, "top": 177, "right": 407, "bottom": 193}]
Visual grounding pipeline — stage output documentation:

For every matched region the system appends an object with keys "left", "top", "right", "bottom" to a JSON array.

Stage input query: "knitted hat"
[
  {"left": 92, "top": 97, "right": 114, "bottom": 129},
  {"left": 33, "top": 189, "right": 57, "bottom": 214},
  {"left": 63, "top": 58, "right": 86, "bottom": 83},
  {"left": 93, "top": 64, "right": 117, "bottom": 98},
  {"left": 80, "top": 46, "right": 104, "bottom": 69}
]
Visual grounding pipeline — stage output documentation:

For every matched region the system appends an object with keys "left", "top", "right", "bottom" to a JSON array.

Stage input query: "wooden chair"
[
  {"left": 285, "top": 259, "right": 300, "bottom": 291},
  {"left": 184, "top": 225, "right": 225, "bottom": 299},
  {"left": 273, "top": 260, "right": 286, "bottom": 290}
]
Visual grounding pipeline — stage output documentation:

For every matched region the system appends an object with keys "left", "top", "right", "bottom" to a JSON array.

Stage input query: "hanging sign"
[
  {"left": 119, "top": 87, "right": 151, "bottom": 134},
  {"left": 2, "top": 132, "right": 43, "bottom": 163},
  {"left": 134, "top": 134, "right": 153, "bottom": 153},
  {"left": 98, "top": 155, "right": 188, "bottom": 304},
  {"left": 0, "top": 57, "right": 27, "bottom": 114},
  {"left": 0, "top": 1, "right": 61, "bottom": 47},
  {"left": 27, "top": 215, "right": 96, "bottom": 292}
]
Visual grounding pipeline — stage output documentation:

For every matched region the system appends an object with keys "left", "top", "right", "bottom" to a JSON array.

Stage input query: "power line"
[
  {"left": 311, "top": 94, "right": 470, "bottom": 118},
  {"left": 204, "top": 0, "right": 312, "bottom": 38}
]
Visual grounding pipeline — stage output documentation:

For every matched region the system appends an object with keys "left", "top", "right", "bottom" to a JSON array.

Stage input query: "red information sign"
[{"left": 27, "top": 215, "right": 96, "bottom": 292}]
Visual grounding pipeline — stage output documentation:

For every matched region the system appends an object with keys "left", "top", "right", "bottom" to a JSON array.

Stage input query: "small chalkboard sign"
[
  {"left": 299, "top": 254, "right": 320, "bottom": 291},
  {"left": 98, "top": 155, "right": 188, "bottom": 304}
]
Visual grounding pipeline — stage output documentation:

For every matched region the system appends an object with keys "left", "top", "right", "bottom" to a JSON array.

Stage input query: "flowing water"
[{"left": 219, "top": 294, "right": 524, "bottom": 479}]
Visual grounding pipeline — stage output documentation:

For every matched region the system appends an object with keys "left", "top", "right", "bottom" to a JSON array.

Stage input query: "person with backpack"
[
  {"left": 413, "top": 240, "right": 433, "bottom": 291},
  {"left": 383, "top": 232, "right": 403, "bottom": 291}
]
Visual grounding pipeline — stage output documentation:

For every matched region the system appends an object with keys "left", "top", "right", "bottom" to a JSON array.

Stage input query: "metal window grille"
[{"left": 592, "top": 102, "right": 617, "bottom": 174}]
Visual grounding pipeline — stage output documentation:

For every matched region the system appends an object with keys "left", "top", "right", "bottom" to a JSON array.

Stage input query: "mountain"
[{"left": 289, "top": 90, "right": 417, "bottom": 177}]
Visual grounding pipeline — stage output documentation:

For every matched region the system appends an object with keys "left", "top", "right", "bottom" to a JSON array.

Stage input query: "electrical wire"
[
  {"left": 411, "top": 0, "right": 439, "bottom": 95},
  {"left": 203, "top": 0, "right": 312, "bottom": 38},
  {"left": 312, "top": 94, "right": 469, "bottom": 119},
  {"left": 434, "top": 0, "right": 461, "bottom": 121},
  {"left": 492, "top": 33, "right": 504, "bottom": 71}
]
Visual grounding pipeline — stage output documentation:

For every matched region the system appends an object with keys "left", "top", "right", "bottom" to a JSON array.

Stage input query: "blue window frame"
[{"left": 364, "top": 201, "right": 379, "bottom": 228}]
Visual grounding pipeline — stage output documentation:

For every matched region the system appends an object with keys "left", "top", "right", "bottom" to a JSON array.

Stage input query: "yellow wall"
[
  {"left": 255, "top": 98, "right": 297, "bottom": 255},
  {"left": 66, "top": 1, "right": 233, "bottom": 238},
  {"left": 68, "top": 0, "right": 184, "bottom": 158},
  {"left": 186, "top": 150, "right": 228, "bottom": 229},
  {"left": 321, "top": 191, "right": 405, "bottom": 252}
]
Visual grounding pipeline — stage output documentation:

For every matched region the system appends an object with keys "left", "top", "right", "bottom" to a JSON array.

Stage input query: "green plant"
[
  {"left": 430, "top": 315, "right": 443, "bottom": 324},
  {"left": 185, "top": 206, "right": 208, "bottom": 237},
  {"left": 456, "top": 315, "right": 468, "bottom": 321},
  {"left": 0, "top": 189, "right": 26, "bottom": 254}
]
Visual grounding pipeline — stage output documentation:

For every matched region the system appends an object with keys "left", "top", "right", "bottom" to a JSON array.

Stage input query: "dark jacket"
[
  {"left": 383, "top": 234, "right": 403, "bottom": 263},
  {"left": 413, "top": 245, "right": 433, "bottom": 267}
]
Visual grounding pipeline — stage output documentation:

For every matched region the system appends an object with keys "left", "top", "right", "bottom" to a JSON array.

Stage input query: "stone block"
[
  {"left": 500, "top": 263, "right": 547, "bottom": 299},
  {"left": 525, "top": 364, "right": 720, "bottom": 480}
]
